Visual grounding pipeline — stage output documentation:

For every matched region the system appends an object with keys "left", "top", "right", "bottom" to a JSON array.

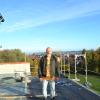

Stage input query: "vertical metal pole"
[
  {"left": 69, "top": 63, "right": 70, "bottom": 79},
  {"left": 25, "top": 53, "right": 26, "bottom": 62},
  {"left": 75, "top": 55, "right": 77, "bottom": 79},
  {"left": 0, "top": 46, "right": 2, "bottom": 62},
  {"left": 85, "top": 53, "right": 88, "bottom": 83},
  {"left": 67, "top": 54, "right": 70, "bottom": 79},
  {"left": 60, "top": 53, "right": 62, "bottom": 74},
  {"left": 64, "top": 54, "right": 65, "bottom": 76},
  {"left": 25, "top": 71, "right": 28, "bottom": 94}
]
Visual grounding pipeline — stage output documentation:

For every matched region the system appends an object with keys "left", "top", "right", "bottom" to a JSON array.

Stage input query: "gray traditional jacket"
[{"left": 38, "top": 55, "right": 60, "bottom": 78}]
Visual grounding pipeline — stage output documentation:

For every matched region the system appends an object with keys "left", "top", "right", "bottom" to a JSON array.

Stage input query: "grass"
[{"left": 66, "top": 73, "right": 100, "bottom": 94}]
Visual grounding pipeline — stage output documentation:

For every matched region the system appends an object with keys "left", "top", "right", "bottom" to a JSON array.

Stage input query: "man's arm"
[{"left": 55, "top": 57, "right": 61, "bottom": 78}]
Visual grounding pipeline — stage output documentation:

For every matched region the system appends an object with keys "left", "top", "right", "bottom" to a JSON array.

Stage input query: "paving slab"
[{"left": 0, "top": 76, "right": 100, "bottom": 100}]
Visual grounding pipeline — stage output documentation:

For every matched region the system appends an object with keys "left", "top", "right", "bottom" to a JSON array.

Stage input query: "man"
[{"left": 39, "top": 47, "right": 60, "bottom": 100}]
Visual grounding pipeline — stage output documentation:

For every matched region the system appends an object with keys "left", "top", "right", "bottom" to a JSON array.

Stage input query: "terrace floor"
[{"left": 0, "top": 75, "right": 100, "bottom": 100}]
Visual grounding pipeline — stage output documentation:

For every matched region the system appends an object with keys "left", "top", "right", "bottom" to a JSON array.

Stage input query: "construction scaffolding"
[{"left": 60, "top": 52, "right": 88, "bottom": 84}]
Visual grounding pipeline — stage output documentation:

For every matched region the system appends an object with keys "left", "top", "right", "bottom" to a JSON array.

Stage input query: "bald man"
[{"left": 39, "top": 47, "right": 60, "bottom": 100}]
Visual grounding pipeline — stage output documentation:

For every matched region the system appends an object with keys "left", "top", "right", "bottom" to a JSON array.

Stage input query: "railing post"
[{"left": 25, "top": 71, "right": 28, "bottom": 94}]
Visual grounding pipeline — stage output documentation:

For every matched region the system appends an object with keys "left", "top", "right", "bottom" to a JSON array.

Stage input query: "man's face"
[{"left": 46, "top": 48, "right": 52, "bottom": 55}]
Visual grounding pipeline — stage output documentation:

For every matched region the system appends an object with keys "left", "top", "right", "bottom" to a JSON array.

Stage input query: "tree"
[
  {"left": 0, "top": 13, "right": 4, "bottom": 22},
  {"left": 82, "top": 49, "right": 86, "bottom": 54},
  {"left": 86, "top": 50, "right": 95, "bottom": 71},
  {"left": 95, "top": 47, "right": 100, "bottom": 73},
  {"left": 31, "top": 55, "right": 40, "bottom": 76},
  {"left": 86, "top": 47, "right": 100, "bottom": 73}
]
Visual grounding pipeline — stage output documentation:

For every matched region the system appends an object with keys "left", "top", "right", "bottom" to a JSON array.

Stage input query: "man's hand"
[
  {"left": 40, "top": 78, "right": 43, "bottom": 81},
  {"left": 52, "top": 77, "right": 59, "bottom": 81},
  {"left": 52, "top": 77, "right": 55, "bottom": 80},
  {"left": 55, "top": 77, "right": 59, "bottom": 80}
]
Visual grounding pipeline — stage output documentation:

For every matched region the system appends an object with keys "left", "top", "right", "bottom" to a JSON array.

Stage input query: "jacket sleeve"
[{"left": 55, "top": 57, "right": 60, "bottom": 77}]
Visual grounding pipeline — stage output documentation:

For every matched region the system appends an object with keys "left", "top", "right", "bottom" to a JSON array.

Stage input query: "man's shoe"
[{"left": 51, "top": 97, "right": 55, "bottom": 100}]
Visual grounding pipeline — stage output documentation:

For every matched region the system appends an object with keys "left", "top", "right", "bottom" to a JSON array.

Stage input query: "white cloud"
[{"left": 0, "top": 0, "right": 100, "bottom": 33}]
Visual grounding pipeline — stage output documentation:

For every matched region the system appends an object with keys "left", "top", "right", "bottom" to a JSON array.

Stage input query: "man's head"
[{"left": 46, "top": 47, "right": 52, "bottom": 55}]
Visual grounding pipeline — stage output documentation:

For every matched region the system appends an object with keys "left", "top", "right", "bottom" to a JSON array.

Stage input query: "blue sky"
[{"left": 0, "top": 0, "right": 100, "bottom": 52}]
